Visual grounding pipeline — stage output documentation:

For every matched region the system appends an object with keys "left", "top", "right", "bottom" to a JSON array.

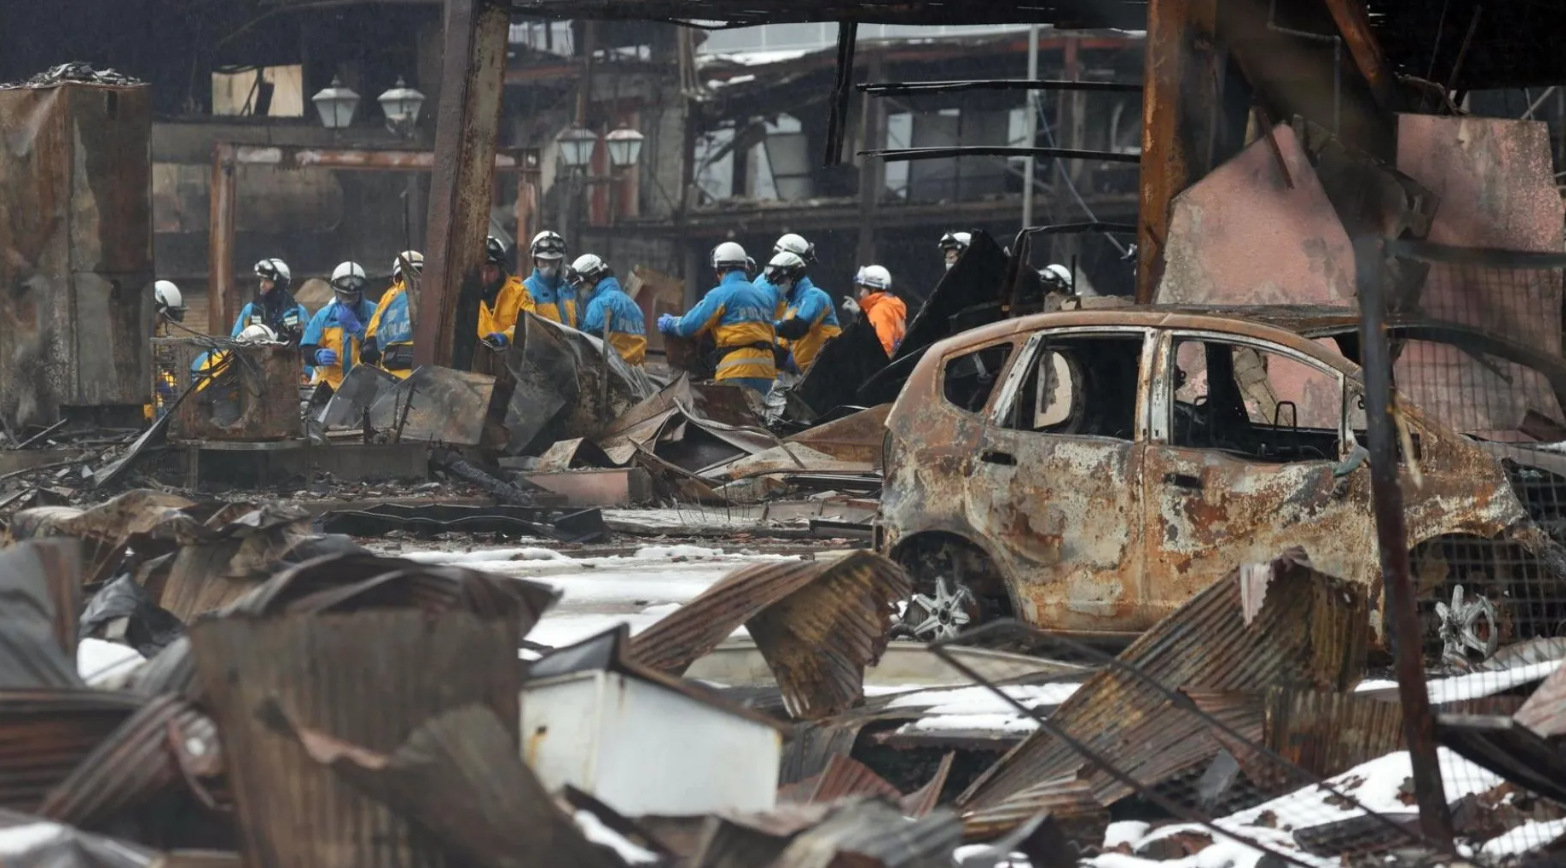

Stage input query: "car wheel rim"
[{"left": 896, "top": 576, "right": 978, "bottom": 642}]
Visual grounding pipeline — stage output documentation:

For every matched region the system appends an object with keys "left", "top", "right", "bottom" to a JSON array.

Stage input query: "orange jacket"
[{"left": 860, "top": 292, "right": 907, "bottom": 356}]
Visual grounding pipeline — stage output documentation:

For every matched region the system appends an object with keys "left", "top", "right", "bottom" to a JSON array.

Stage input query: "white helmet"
[
  {"left": 711, "top": 241, "right": 748, "bottom": 271},
  {"left": 392, "top": 250, "right": 424, "bottom": 280},
  {"left": 154, "top": 280, "right": 186, "bottom": 321},
  {"left": 235, "top": 324, "right": 277, "bottom": 344},
  {"left": 530, "top": 230, "right": 567, "bottom": 261},
  {"left": 774, "top": 233, "right": 815, "bottom": 262},
  {"left": 330, "top": 262, "right": 368, "bottom": 296},
  {"left": 764, "top": 251, "right": 807, "bottom": 285},
  {"left": 567, "top": 253, "right": 608, "bottom": 287},
  {"left": 253, "top": 258, "right": 292, "bottom": 291},
  {"left": 939, "top": 231, "right": 972, "bottom": 252},
  {"left": 854, "top": 265, "right": 892, "bottom": 291},
  {"left": 1041, "top": 263, "right": 1072, "bottom": 288}
]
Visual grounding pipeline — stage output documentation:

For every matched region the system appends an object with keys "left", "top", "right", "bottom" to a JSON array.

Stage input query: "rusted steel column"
[
  {"left": 209, "top": 143, "right": 238, "bottom": 336},
  {"left": 1136, "top": 0, "right": 1220, "bottom": 304},
  {"left": 1354, "top": 236, "right": 1455, "bottom": 845},
  {"left": 1322, "top": 0, "right": 1397, "bottom": 111},
  {"left": 416, "top": 0, "right": 511, "bottom": 370}
]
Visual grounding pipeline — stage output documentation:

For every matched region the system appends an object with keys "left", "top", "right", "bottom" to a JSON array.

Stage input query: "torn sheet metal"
[
  {"left": 958, "top": 550, "right": 1369, "bottom": 830},
  {"left": 152, "top": 505, "right": 317, "bottom": 622},
  {"left": 36, "top": 694, "right": 221, "bottom": 833},
  {"left": 0, "top": 690, "right": 145, "bottom": 810},
  {"left": 502, "top": 313, "right": 657, "bottom": 455},
  {"left": 783, "top": 404, "right": 893, "bottom": 466},
  {"left": 190, "top": 609, "right": 523, "bottom": 868},
  {"left": 317, "top": 364, "right": 398, "bottom": 429},
  {"left": 632, "top": 552, "right": 912, "bottom": 719},
  {"left": 6, "top": 490, "right": 196, "bottom": 585},
  {"left": 777, "top": 753, "right": 902, "bottom": 806},
  {"left": 958, "top": 774, "right": 1109, "bottom": 843},
  {"left": 1513, "top": 661, "right": 1566, "bottom": 738},
  {"left": 0, "top": 540, "right": 85, "bottom": 689},
  {"left": 270, "top": 703, "right": 621, "bottom": 868},
  {"left": 789, "top": 320, "right": 889, "bottom": 423},
  {"left": 701, "top": 444, "right": 875, "bottom": 483},
  {"left": 1435, "top": 713, "right": 1566, "bottom": 805},
  {"left": 369, "top": 366, "right": 494, "bottom": 445}
]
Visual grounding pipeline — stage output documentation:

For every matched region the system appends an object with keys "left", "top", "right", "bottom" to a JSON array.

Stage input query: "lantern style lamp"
[
  {"left": 555, "top": 124, "right": 599, "bottom": 170},
  {"left": 605, "top": 127, "right": 645, "bottom": 168},
  {"left": 311, "top": 76, "right": 360, "bottom": 129},
  {"left": 377, "top": 76, "right": 426, "bottom": 136}
]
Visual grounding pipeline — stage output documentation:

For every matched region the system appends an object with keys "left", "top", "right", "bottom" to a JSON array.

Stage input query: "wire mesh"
[{"left": 1355, "top": 238, "right": 1566, "bottom": 862}]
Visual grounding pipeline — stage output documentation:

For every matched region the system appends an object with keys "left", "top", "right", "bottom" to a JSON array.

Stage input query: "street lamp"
[
  {"left": 310, "top": 76, "right": 360, "bottom": 130},
  {"left": 377, "top": 76, "right": 425, "bottom": 137},
  {"left": 555, "top": 125, "right": 599, "bottom": 170},
  {"left": 605, "top": 127, "right": 645, "bottom": 169}
]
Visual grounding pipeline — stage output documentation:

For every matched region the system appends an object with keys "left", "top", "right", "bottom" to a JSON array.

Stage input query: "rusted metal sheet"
[
  {"left": 900, "top": 752, "right": 954, "bottom": 820},
  {"left": 0, "top": 690, "right": 145, "bottom": 810},
  {"left": 959, "top": 774, "right": 1109, "bottom": 842},
  {"left": 159, "top": 340, "right": 300, "bottom": 443},
  {"left": 5, "top": 490, "right": 195, "bottom": 586},
  {"left": 784, "top": 404, "right": 893, "bottom": 466},
  {"left": 522, "top": 468, "right": 653, "bottom": 507},
  {"left": 0, "top": 541, "right": 84, "bottom": 690},
  {"left": 152, "top": 506, "right": 316, "bottom": 623},
  {"left": 1514, "top": 663, "right": 1566, "bottom": 738},
  {"left": 631, "top": 552, "right": 911, "bottom": 719},
  {"left": 0, "top": 81, "right": 153, "bottom": 428},
  {"left": 37, "top": 694, "right": 222, "bottom": 831},
  {"left": 1258, "top": 688, "right": 1405, "bottom": 787},
  {"left": 191, "top": 609, "right": 522, "bottom": 868},
  {"left": 957, "top": 551, "right": 1368, "bottom": 830},
  {"left": 777, "top": 753, "right": 901, "bottom": 806},
  {"left": 1156, "top": 124, "right": 1356, "bottom": 307},
  {"left": 416, "top": 0, "right": 511, "bottom": 370},
  {"left": 233, "top": 145, "right": 521, "bottom": 171},
  {"left": 1323, "top": 0, "right": 1398, "bottom": 110},
  {"left": 1394, "top": 115, "right": 1566, "bottom": 434},
  {"left": 501, "top": 313, "right": 657, "bottom": 455},
  {"left": 880, "top": 307, "right": 1546, "bottom": 641}
]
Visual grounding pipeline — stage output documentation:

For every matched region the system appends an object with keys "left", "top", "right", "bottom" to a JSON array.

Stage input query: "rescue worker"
[
  {"left": 522, "top": 230, "right": 576, "bottom": 327},
  {"left": 939, "top": 231, "right": 972, "bottom": 271},
  {"left": 362, "top": 250, "right": 421, "bottom": 379},
  {"left": 851, "top": 265, "right": 906, "bottom": 356},
  {"left": 233, "top": 259, "right": 307, "bottom": 344},
  {"left": 768, "top": 251, "right": 840, "bottom": 375},
  {"left": 1040, "top": 263, "right": 1073, "bottom": 294},
  {"left": 657, "top": 242, "right": 776, "bottom": 394},
  {"left": 478, "top": 235, "right": 537, "bottom": 347},
  {"left": 147, "top": 280, "right": 186, "bottom": 419},
  {"left": 192, "top": 324, "right": 277, "bottom": 392},
  {"left": 756, "top": 232, "right": 816, "bottom": 316},
  {"left": 568, "top": 253, "right": 647, "bottom": 366},
  {"left": 300, "top": 262, "right": 376, "bottom": 391}
]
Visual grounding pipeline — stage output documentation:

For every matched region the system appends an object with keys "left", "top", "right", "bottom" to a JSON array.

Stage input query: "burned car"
[{"left": 877, "top": 306, "right": 1566, "bottom": 659}]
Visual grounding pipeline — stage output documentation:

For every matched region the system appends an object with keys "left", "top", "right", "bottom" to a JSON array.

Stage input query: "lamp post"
[{"left": 310, "top": 76, "right": 360, "bottom": 130}]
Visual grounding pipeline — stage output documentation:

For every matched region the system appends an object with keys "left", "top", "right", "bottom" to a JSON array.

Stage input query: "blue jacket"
[
  {"left": 301, "top": 298, "right": 376, "bottom": 389},
  {"left": 525, "top": 268, "right": 578, "bottom": 328},
  {"left": 581, "top": 276, "right": 648, "bottom": 365},
  {"left": 233, "top": 295, "right": 313, "bottom": 378},
  {"left": 669, "top": 271, "right": 777, "bottom": 382},
  {"left": 755, "top": 275, "right": 789, "bottom": 319}
]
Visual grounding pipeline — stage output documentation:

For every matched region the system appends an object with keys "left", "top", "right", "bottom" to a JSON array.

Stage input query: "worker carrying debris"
[
  {"left": 234, "top": 259, "right": 307, "bottom": 345},
  {"left": 768, "top": 250, "right": 840, "bottom": 375},
  {"left": 568, "top": 253, "right": 647, "bottom": 366},
  {"left": 524, "top": 230, "right": 577, "bottom": 328},
  {"left": 362, "top": 250, "right": 421, "bottom": 380},
  {"left": 478, "top": 235, "right": 537, "bottom": 348},
  {"left": 657, "top": 241, "right": 777, "bottom": 394},
  {"left": 301, "top": 262, "right": 376, "bottom": 391},
  {"left": 849, "top": 265, "right": 905, "bottom": 356},
  {"left": 939, "top": 231, "right": 972, "bottom": 271}
]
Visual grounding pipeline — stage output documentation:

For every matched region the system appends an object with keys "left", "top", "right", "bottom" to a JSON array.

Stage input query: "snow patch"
[
  {"left": 0, "top": 823, "right": 66, "bottom": 856},
  {"left": 399, "top": 547, "right": 570, "bottom": 564},
  {"left": 634, "top": 544, "right": 725, "bottom": 560},
  {"left": 573, "top": 810, "right": 659, "bottom": 863},
  {"left": 1480, "top": 818, "right": 1566, "bottom": 857},
  {"left": 1426, "top": 659, "right": 1562, "bottom": 703},
  {"left": 77, "top": 638, "right": 145, "bottom": 687},
  {"left": 1105, "top": 821, "right": 1152, "bottom": 848},
  {"left": 886, "top": 683, "right": 1080, "bottom": 713}
]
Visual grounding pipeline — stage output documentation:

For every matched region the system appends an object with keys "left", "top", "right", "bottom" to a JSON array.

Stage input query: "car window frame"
[
  {"left": 935, "top": 337, "right": 1023, "bottom": 419},
  {"left": 987, "top": 326, "right": 1157, "bottom": 443},
  {"left": 1151, "top": 328, "right": 1352, "bottom": 457}
]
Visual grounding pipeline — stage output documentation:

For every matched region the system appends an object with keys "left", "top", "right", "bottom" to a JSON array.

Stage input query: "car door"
[
  {"left": 965, "top": 327, "right": 1154, "bottom": 635},
  {"left": 1141, "top": 329, "right": 1375, "bottom": 621}
]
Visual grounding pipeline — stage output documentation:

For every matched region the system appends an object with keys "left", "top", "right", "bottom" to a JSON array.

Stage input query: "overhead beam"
[
  {"left": 416, "top": 0, "right": 512, "bottom": 371},
  {"left": 1136, "top": 0, "right": 1222, "bottom": 304},
  {"left": 1322, "top": 0, "right": 1398, "bottom": 110},
  {"left": 860, "top": 79, "right": 1142, "bottom": 96},
  {"left": 232, "top": 146, "right": 529, "bottom": 171},
  {"left": 209, "top": 143, "right": 239, "bottom": 337}
]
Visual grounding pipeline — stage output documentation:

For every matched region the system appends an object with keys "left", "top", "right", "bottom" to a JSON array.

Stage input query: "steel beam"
[
  {"left": 209, "top": 142, "right": 239, "bottom": 337},
  {"left": 860, "top": 79, "right": 1142, "bottom": 96},
  {"left": 233, "top": 145, "right": 521, "bottom": 170},
  {"left": 1322, "top": 0, "right": 1397, "bottom": 111},
  {"left": 1136, "top": 0, "right": 1221, "bottom": 304},
  {"left": 862, "top": 146, "right": 1140, "bottom": 163},
  {"left": 417, "top": 0, "right": 511, "bottom": 370}
]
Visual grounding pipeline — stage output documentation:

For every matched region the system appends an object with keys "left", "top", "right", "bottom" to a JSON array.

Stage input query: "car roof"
[{"left": 930, "top": 304, "right": 1364, "bottom": 355}]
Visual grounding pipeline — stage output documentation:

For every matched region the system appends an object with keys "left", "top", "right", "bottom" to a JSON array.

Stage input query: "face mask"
[
  {"left": 335, "top": 291, "right": 362, "bottom": 308},
  {"left": 537, "top": 262, "right": 560, "bottom": 279}
]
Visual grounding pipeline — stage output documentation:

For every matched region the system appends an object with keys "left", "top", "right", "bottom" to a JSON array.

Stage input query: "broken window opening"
[
  {"left": 941, "top": 343, "right": 1014, "bottom": 415},
  {"left": 998, "top": 334, "right": 1142, "bottom": 441},
  {"left": 1170, "top": 338, "right": 1343, "bottom": 463}
]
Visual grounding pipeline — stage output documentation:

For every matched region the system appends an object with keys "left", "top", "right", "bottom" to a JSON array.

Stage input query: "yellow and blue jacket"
[
  {"left": 580, "top": 275, "right": 647, "bottom": 366},
  {"left": 300, "top": 298, "right": 376, "bottom": 390},
  {"left": 365, "top": 280, "right": 414, "bottom": 379},
  {"left": 668, "top": 272, "right": 777, "bottom": 382},
  {"left": 478, "top": 274, "right": 536, "bottom": 342},
  {"left": 775, "top": 277, "right": 841, "bottom": 374},
  {"left": 524, "top": 269, "right": 578, "bottom": 328}
]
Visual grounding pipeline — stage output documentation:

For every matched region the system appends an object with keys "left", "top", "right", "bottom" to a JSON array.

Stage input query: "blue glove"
[
  {"left": 337, "top": 306, "right": 364, "bottom": 336},
  {"left": 485, "top": 332, "right": 510, "bottom": 348},
  {"left": 657, "top": 313, "right": 679, "bottom": 335},
  {"left": 314, "top": 348, "right": 339, "bottom": 366}
]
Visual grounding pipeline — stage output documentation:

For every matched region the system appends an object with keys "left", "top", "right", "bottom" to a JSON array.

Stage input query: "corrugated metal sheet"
[
  {"left": 1262, "top": 688, "right": 1406, "bottom": 786},
  {"left": 957, "top": 550, "right": 1369, "bottom": 829},
  {"left": 900, "top": 753, "right": 955, "bottom": 820},
  {"left": 959, "top": 775, "right": 1108, "bottom": 842},
  {"left": 772, "top": 801, "right": 962, "bottom": 868},
  {"left": 129, "top": 637, "right": 200, "bottom": 701},
  {"left": 0, "top": 690, "right": 146, "bottom": 810},
  {"left": 1514, "top": 662, "right": 1566, "bottom": 738},
  {"left": 37, "top": 694, "right": 222, "bottom": 829},
  {"left": 191, "top": 610, "right": 522, "bottom": 868},
  {"left": 630, "top": 552, "right": 911, "bottom": 720},
  {"left": 778, "top": 753, "right": 902, "bottom": 806}
]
